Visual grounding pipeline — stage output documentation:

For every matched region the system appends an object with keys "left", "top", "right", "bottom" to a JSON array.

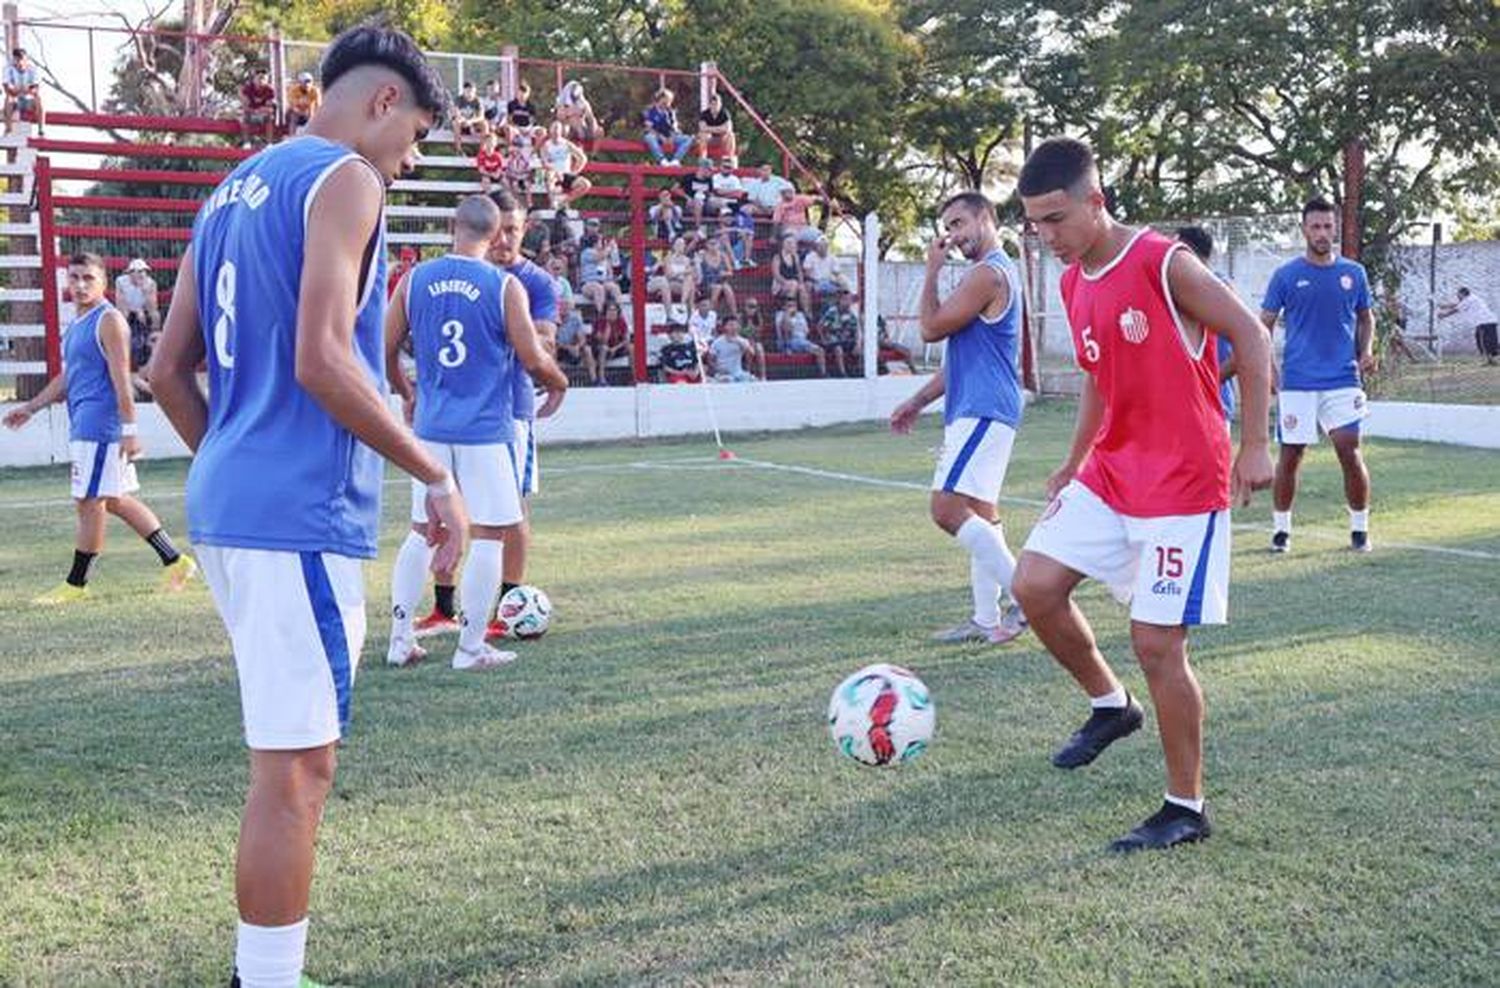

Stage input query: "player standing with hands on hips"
[
  {"left": 1261, "top": 197, "right": 1377, "bottom": 553},
  {"left": 150, "top": 24, "right": 465, "bottom": 988},
  {"left": 1012, "top": 138, "right": 1273, "bottom": 852},
  {"left": 890, "top": 191, "right": 1028, "bottom": 646}
]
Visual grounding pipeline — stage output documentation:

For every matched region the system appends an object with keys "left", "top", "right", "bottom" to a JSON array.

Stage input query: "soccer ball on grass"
[
  {"left": 495, "top": 585, "right": 552, "bottom": 639},
  {"left": 828, "top": 663, "right": 934, "bottom": 766}
]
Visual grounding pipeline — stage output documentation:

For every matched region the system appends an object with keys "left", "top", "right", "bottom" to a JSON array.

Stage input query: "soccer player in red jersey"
[{"left": 1013, "top": 138, "right": 1274, "bottom": 852}]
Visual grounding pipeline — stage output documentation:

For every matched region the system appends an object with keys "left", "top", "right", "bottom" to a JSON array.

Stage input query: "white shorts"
[
  {"left": 931, "top": 417, "right": 1016, "bottom": 503},
  {"left": 196, "top": 545, "right": 366, "bottom": 750},
  {"left": 510, "top": 418, "right": 538, "bottom": 497},
  {"left": 1278, "top": 387, "right": 1367, "bottom": 445},
  {"left": 1023, "top": 481, "right": 1231, "bottom": 626},
  {"left": 410, "top": 439, "right": 524, "bottom": 527},
  {"left": 69, "top": 440, "right": 139, "bottom": 500}
]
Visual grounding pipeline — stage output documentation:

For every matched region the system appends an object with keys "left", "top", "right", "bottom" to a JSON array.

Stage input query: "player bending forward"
[
  {"left": 890, "top": 191, "right": 1027, "bottom": 645},
  {"left": 150, "top": 25, "right": 467, "bottom": 987},
  {"left": 385, "top": 193, "right": 567, "bottom": 669},
  {"left": 4, "top": 252, "right": 196, "bottom": 603},
  {"left": 1013, "top": 138, "right": 1273, "bottom": 852}
]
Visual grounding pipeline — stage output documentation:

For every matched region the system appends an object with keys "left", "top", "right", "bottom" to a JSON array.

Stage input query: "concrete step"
[
  {"left": 0, "top": 190, "right": 32, "bottom": 207},
  {"left": 0, "top": 161, "right": 31, "bottom": 176},
  {"left": 0, "top": 287, "right": 43, "bottom": 302},
  {"left": 0, "top": 220, "right": 38, "bottom": 236},
  {"left": 0, "top": 254, "right": 41, "bottom": 268},
  {"left": 0, "top": 359, "right": 47, "bottom": 374},
  {"left": 0, "top": 322, "right": 44, "bottom": 339}
]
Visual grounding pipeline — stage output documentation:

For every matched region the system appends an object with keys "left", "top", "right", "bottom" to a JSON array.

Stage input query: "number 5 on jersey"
[{"left": 1080, "top": 325, "right": 1100, "bottom": 364}]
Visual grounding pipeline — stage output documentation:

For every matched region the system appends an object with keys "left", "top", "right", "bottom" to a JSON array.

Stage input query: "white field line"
[{"left": 2, "top": 453, "right": 1495, "bottom": 563}]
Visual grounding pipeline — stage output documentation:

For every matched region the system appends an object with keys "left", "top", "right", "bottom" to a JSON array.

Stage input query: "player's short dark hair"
[
  {"left": 487, "top": 188, "right": 524, "bottom": 215},
  {"left": 1458, "top": 287, "right": 1471, "bottom": 297},
  {"left": 68, "top": 251, "right": 104, "bottom": 272},
  {"left": 1302, "top": 196, "right": 1336, "bottom": 220},
  {"left": 1176, "top": 226, "right": 1213, "bottom": 262},
  {"left": 12, "top": 48, "right": 25, "bottom": 59},
  {"left": 1018, "top": 137, "right": 1096, "bottom": 198},
  {"left": 320, "top": 21, "right": 448, "bottom": 118},
  {"left": 939, "top": 191, "right": 996, "bottom": 222}
]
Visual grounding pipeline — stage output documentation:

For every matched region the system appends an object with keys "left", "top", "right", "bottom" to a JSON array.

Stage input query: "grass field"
[{"left": 1, "top": 401, "right": 1497, "bottom": 986}]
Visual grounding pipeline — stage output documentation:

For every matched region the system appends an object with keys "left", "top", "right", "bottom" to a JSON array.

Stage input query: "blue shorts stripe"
[
  {"left": 1182, "top": 511, "right": 1220, "bottom": 625},
  {"left": 506, "top": 442, "right": 521, "bottom": 494},
  {"left": 523, "top": 428, "right": 536, "bottom": 494},
  {"left": 299, "top": 551, "right": 353, "bottom": 737},
  {"left": 942, "top": 418, "right": 992, "bottom": 493},
  {"left": 84, "top": 443, "right": 109, "bottom": 498}
]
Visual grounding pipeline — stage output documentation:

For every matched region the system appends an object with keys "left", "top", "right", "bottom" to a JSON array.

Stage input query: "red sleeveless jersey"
[{"left": 1060, "top": 228, "right": 1231, "bottom": 517}]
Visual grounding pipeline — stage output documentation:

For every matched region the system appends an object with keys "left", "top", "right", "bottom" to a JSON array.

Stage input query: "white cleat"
[
  {"left": 452, "top": 643, "right": 518, "bottom": 671},
  {"left": 931, "top": 618, "right": 994, "bottom": 644},
  {"left": 386, "top": 635, "right": 427, "bottom": 668},
  {"left": 990, "top": 602, "right": 1029, "bottom": 645}
]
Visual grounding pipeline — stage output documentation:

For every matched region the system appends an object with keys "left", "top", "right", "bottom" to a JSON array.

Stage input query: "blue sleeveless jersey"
[
  {"left": 185, "top": 136, "right": 388, "bottom": 558},
  {"left": 408, "top": 254, "right": 515, "bottom": 444},
  {"left": 63, "top": 302, "right": 121, "bottom": 442},
  {"left": 944, "top": 248, "right": 1024, "bottom": 427},
  {"left": 500, "top": 259, "right": 557, "bottom": 421}
]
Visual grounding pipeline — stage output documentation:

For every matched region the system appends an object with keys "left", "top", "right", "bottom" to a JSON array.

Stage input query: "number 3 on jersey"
[{"left": 438, "top": 319, "right": 467, "bottom": 368}]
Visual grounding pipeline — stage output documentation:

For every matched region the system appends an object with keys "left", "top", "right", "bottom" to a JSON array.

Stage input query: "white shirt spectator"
[
  {"left": 777, "top": 310, "right": 810, "bottom": 342},
  {"left": 709, "top": 334, "right": 750, "bottom": 377},
  {"left": 114, "top": 272, "right": 154, "bottom": 315},
  {"left": 557, "top": 309, "right": 589, "bottom": 346},
  {"left": 711, "top": 172, "right": 744, "bottom": 199},
  {"left": 745, "top": 172, "right": 794, "bottom": 211},
  {"left": 1452, "top": 292, "right": 1497, "bottom": 328},
  {"left": 688, "top": 307, "right": 718, "bottom": 345},
  {"left": 802, "top": 251, "right": 835, "bottom": 285}
]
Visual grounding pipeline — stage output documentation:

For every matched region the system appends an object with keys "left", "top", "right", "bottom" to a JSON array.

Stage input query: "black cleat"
[
  {"left": 1350, "top": 530, "right": 1371, "bottom": 553},
  {"left": 1108, "top": 801, "right": 1212, "bottom": 853},
  {"left": 1270, "top": 530, "right": 1290, "bottom": 553},
  {"left": 1051, "top": 695, "right": 1145, "bottom": 769}
]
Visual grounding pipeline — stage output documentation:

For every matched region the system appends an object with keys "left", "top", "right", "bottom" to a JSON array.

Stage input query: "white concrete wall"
[
  {"left": 1365, "top": 401, "right": 1500, "bottom": 449},
  {"left": 0, "top": 375, "right": 940, "bottom": 467}
]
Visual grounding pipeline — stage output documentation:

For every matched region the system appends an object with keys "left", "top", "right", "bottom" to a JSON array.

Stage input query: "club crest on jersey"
[
  {"left": 1283, "top": 413, "right": 1299, "bottom": 430},
  {"left": 1340, "top": 274, "right": 1354, "bottom": 291},
  {"left": 1118, "top": 307, "right": 1149, "bottom": 344}
]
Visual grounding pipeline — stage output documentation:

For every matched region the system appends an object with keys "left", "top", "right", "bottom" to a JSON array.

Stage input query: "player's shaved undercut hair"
[
  {"left": 1301, "top": 196, "right": 1336, "bottom": 221},
  {"left": 454, "top": 194, "right": 501, "bottom": 240},
  {"left": 1018, "top": 137, "right": 1098, "bottom": 199},
  {"left": 319, "top": 21, "right": 448, "bottom": 118}
]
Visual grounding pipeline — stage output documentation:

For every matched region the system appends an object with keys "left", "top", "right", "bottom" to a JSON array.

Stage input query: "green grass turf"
[{"left": 1, "top": 400, "right": 1497, "bottom": 986}]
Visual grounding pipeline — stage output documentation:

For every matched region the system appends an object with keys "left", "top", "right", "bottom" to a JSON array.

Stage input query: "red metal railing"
[{"left": 35, "top": 157, "right": 61, "bottom": 377}]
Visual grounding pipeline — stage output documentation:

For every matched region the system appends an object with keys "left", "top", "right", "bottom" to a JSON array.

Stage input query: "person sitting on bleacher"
[
  {"left": 555, "top": 80, "right": 599, "bottom": 144},
  {"left": 697, "top": 235, "right": 738, "bottom": 317},
  {"left": 475, "top": 130, "right": 506, "bottom": 194},
  {"left": 709, "top": 157, "right": 748, "bottom": 217},
  {"left": 776, "top": 296, "right": 827, "bottom": 376},
  {"left": 238, "top": 67, "right": 276, "bottom": 147},
  {"left": 451, "top": 80, "right": 489, "bottom": 152},
  {"left": 507, "top": 80, "right": 538, "bottom": 129},
  {"left": 481, "top": 78, "right": 504, "bottom": 127},
  {"left": 772, "top": 184, "right": 825, "bottom": 245},
  {"left": 741, "top": 297, "right": 767, "bottom": 350},
  {"left": 578, "top": 231, "right": 623, "bottom": 313},
  {"left": 802, "top": 236, "right": 849, "bottom": 304},
  {"left": 648, "top": 189, "right": 684, "bottom": 242},
  {"left": 743, "top": 162, "right": 793, "bottom": 218},
  {"left": 696, "top": 91, "right": 736, "bottom": 162},
  {"left": 594, "top": 300, "right": 630, "bottom": 381},
  {"left": 3, "top": 48, "right": 43, "bottom": 136},
  {"left": 642, "top": 88, "right": 693, "bottom": 166},
  {"left": 540, "top": 120, "right": 592, "bottom": 206},
  {"left": 707, "top": 316, "right": 763, "bottom": 382},
  {"left": 679, "top": 159, "right": 716, "bottom": 227},
  {"left": 659, "top": 325, "right": 702, "bottom": 384},
  {"left": 817, "top": 289, "right": 862, "bottom": 377},
  {"left": 506, "top": 122, "right": 542, "bottom": 207},
  {"left": 772, "top": 235, "right": 811, "bottom": 314},
  {"left": 285, "top": 71, "right": 320, "bottom": 136},
  {"left": 648, "top": 237, "right": 697, "bottom": 315},
  {"left": 114, "top": 258, "right": 159, "bottom": 359},
  {"left": 554, "top": 294, "right": 600, "bottom": 384}
]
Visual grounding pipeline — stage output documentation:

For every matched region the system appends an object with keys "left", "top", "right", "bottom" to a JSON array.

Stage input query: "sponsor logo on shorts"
[
  {"left": 1119, "top": 307, "right": 1150, "bottom": 344},
  {"left": 1283, "top": 413, "right": 1299, "bottom": 430},
  {"left": 1040, "top": 497, "right": 1064, "bottom": 523},
  {"left": 1352, "top": 392, "right": 1365, "bottom": 409},
  {"left": 1151, "top": 579, "right": 1183, "bottom": 597}
]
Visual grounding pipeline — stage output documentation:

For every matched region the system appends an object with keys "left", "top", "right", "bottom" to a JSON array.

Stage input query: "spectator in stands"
[
  {"left": 3, "top": 48, "right": 41, "bottom": 136},
  {"left": 772, "top": 185, "right": 824, "bottom": 245},
  {"left": 697, "top": 234, "right": 738, "bottom": 316},
  {"left": 481, "top": 78, "right": 504, "bottom": 126},
  {"left": 451, "top": 80, "right": 489, "bottom": 152},
  {"left": 132, "top": 329, "right": 161, "bottom": 401},
  {"left": 546, "top": 253, "right": 576, "bottom": 307},
  {"left": 659, "top": 325, "right": 701, "bottom": 383},
  {"left": 539, "top": 120, "right": 592, "bottom": 206},
  {"left": 772, "top": 234, "right": 811, "bottom": 313},
  {"left": 519, "top": 210, "right": 549, "bottom": 259},
  {"left": 239, "top": 67, "right": 276, "bottom": 147},
  {"left": 708, "top": 316, "right": 764, "bottom": 382},
  {"left": 577, "top": 231, "right": 623, "bottom": 312},
  {"left": 284, "top": 71, "right": 320, "bottom": 135},
  {"left": 388, "top": 245, "right": 418, "bottom": 299},
  {"left": 743, "top": 162, "right": 793, "bottom": 218},
  {"left": 506, "top": 123, "right": 541, "bottom": 207},
  {"left": 696, "top": 91, "right": 736, "bottom": 161},
  {"left": 818, "top": 289, "right": 862, "bottom": 377},
  {"left": 802, "top": 236, "right": 848, "bottom": 303},
  {"left": 114, "top": 257, "right": 159, "bottom": 359},
  {"left": 679, "top": 159, "right": 716, "bottom": 226},
  {"left": 507, "top": 80, "right": 538, "bottom": 129},
  {"left": 554, "top": 294, "right": 599, "bottom": 382},
  {"left": 709, "top": 157, "right": 748, "bottom": 216},
  {"left": 877, "top": 315, "right": 914, "bottom": 369},
  {"left": 555, "top": 80, "right": 599, "bottom": 143},
  {"left": 642, "top": 88, "right": 693, "bottom": 166},
  {"left": 688, "top": 295, "right": 719, "bottom": 350},
  {"left": 716, "top": 209, "right": 753, "bottom": 268},
  {"left": 648, "top": 188, "right": 684, "bottom": 242},
  {"left": 594, "top": 300, "right": 631, "bottom": 380},
  {"left": 775, "top": 297, "right": 826, "bottom": 375},
  {"left": 741, "top": 296, "right": 767, "bottom": 349},
  {"left": 1438, "top": 286, "right": 1499, "bottom": 365},
  {"left": 649, "top": 236, "right": 697, "bottom": 313},
  {"left": 475, "top": 130, "right": 506, "bottom": 194}
]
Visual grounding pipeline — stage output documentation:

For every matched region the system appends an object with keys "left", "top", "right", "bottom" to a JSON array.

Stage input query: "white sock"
[
  {"left": 1349, "top": 507, "right": 1369, "bottom": 532},
  {"left": 1090, "top": 686, "right": 1127, "bottom": 709},
  {"left": 1273, "top": 510, "right": 1291, "bottom": 534},
  {"left": 955, "top": 516, "right": 1016, "bottom": 629},
  {"left": 390, "top": 531, "right": 433, "bottom": 641},
  {"left": 235, "top": 918, "right": 307, "bottom": 988},
  {"left": 458, "top": 538, "right": 503, "bottom": 652},
  {"left": 1165, "top": 792, "right": 1204, "bottom": 814}
]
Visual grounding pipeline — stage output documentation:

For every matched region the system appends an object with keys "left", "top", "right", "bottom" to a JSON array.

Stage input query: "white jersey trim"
[
  {"left": 1079, "top": 226, "right": 1150, "bottom": 282},
  {"left": 1159, "top": 241, "right": 1207, "bottom": 361},
  {"left": 975, "top": 251, "right": 1019, "bottom": 326}
]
